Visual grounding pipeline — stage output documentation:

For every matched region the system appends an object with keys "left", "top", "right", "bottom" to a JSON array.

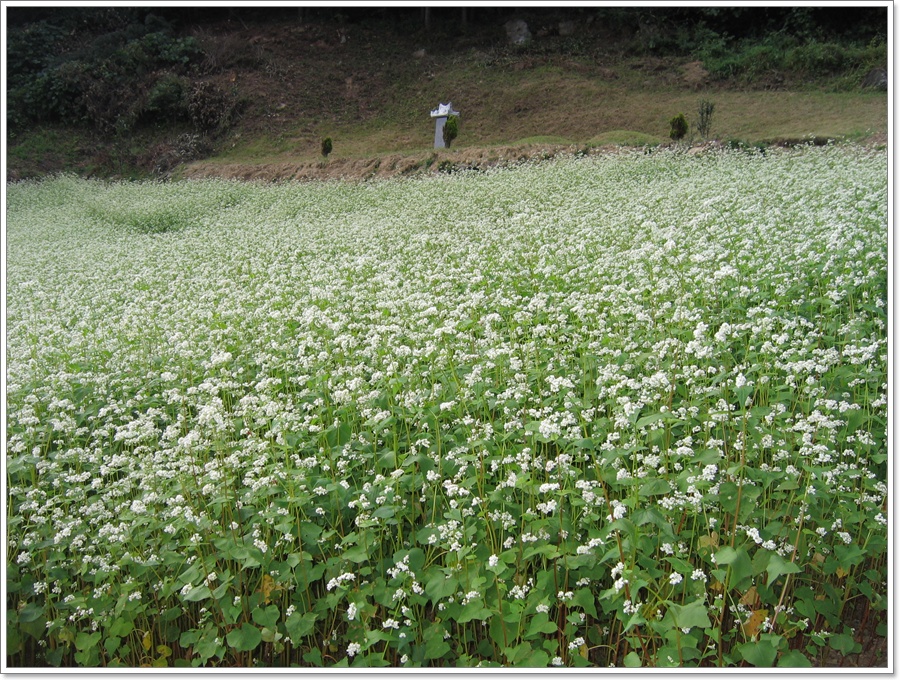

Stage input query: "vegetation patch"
[{"left": 6, "top": 146, "right": 887, "bottom": 668}]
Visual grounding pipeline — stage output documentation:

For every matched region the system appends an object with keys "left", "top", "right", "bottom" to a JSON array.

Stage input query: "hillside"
[{"left": 6, "top": 8, "right": 889, "bottom": 181}]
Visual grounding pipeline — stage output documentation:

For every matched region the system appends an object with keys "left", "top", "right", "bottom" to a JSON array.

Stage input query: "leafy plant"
[
  {"left": 443, "top": 115, "right": 459, "bottom": 148},
  {"left": 696, "top": 99, "right": 715, "bottom": 139},
  {"left": 321, "top": 137, "right": 333, "bottom": 158},
  {"left": 669, "top": 112, "right": 689, "bottom": 140},
  {"left": 143, "top": 74, "right": 189, "bottom": 124},
  {"left": 5, "top": 147, "right": 887, "bottom": 668}
]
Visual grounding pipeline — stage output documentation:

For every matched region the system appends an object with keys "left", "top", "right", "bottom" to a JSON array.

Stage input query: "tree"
[{"left": 321, "top": 137, "right": 333, "bottom": 158}]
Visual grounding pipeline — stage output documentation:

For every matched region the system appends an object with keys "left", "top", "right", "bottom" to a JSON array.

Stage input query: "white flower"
[
  {"left": 669, "top": 572, "right": 683, "bottom": 585},
  {"left": 346, "top": 642, "right": 361, "bottom": 657},
  {"left": 326, "top": 572, "right": 356, "bottom": 591}
]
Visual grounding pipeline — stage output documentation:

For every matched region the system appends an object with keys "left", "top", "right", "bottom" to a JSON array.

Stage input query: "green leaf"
[
  {"left": 104, "top": 636, "right": 121, "bottom": 657},
  {"left": 226, "top": 623, "right": 262, "bottom": 652},
  {"left": 714, "top": 546, "right": 753, "bottom": 590},
  {"left": 161, "top": 606, "right": 182, "bottom": 622},
  {"left": 251, "top": 604, "right": 279, "bottom": 629},
  {"left": 571, "top": 588, "right": 598, "bottom": 618},
  {"left": 285, "top": 611, "right": 317, "bottom": 641},
  {"left": 635, "top": 412, "right": 679, "bottom": 429},
  {"left": 342, "top": 545, "right": 370, "bottom": 563},
  {"left": 525, "top": 612, "right": 558, "bottom": 639},
  {"left": 405, "top": 548, "right": 426, "bottom": 574},
  {"left": 75, "top": 631, "right": 102, "bottom": 651},
  {"left": 372, "top": 505, "right": 396, "bottom": 519},
  {"left": 777, "top": 650, "right": 812, "bottom": 667},
  {"left": 109, "top": 617, "right": 134, "bottom": 638},
  {"left": 457, "top": 600, "right": 493, "bottom": 624},
  {"left": 668, "top": 600, "right": 711, "bottom": 630},
  {"left": 18, "top": 603, "right": 44, "bottom": 623},
  {"left": 424, "top": 635, "right": 451, "bottom": 660},
  {"left": 425, "top": 571, "right": 458, "bottom": 605},
  {"left": 737, "top": 639, "right": 779, "bottom": 667},
  {"left": 503, "top": 643, "right": 530, "bottom": 665},
  {"left": 637, "top": 477, "right": 671, "bottom": 497},
  {"left": 526, "top": 649, "right": 550, "bottom": 667},
  {"left": 184, "top": 585, "right": 212, "bottom": 602},
  {"left": 834, "top": 543, "right": 867, "bottom": 569},
  {"left": 326, "top": 422, "right": 352, "bottom": 447},
  {"left": 522, "top": 543, "right": 561, "bottom": 561},
  {"left": 765, "top": 553, "right": 800, "bottom": 583},
  {"left": 623, "top": 651, "right": 642, "bottom": 667},
  {"left": 828, "top": 633, "right": 860, "bottom": 656},
  {"left": 717, "top": 482, "right": 740, "bottom": 513}
]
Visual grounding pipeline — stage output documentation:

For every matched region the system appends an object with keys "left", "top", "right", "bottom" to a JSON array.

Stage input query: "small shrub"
[
  {"left": 187, "top": 81, "right": 235, "bottom": 132},
  {"left": 443, "top": 115, "right": 459, "bottom": 148},
  {"left": 669, "top": 113, "right": 689, "bottom": 141},
  {"left": 142, "top": 74, "right": 189, "bottom": 124},
  {"left": 696, "top": 99, "right": 715, "bottom": 139},
  {"left": 321, "top": 137, "right": 333, "bottom": 158}
]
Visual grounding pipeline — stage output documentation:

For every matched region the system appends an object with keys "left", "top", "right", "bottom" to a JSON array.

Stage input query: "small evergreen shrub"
[
  {"left": 321, "top": 137, "right": 333, "bottom": 158},
  {"left": 669, "top": 113, "right": 689, "bottom": 141},
  {"left": 443, "top": 115, "right": 459, "bottom": 148}
]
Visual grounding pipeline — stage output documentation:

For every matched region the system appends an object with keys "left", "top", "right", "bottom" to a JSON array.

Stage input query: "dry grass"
[{"left": 218, "top": 67, "right": 887, "bottom": 165}]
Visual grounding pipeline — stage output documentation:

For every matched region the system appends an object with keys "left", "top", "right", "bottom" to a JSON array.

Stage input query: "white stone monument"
[{"left": 430, "top": 102, "right": 459, "bottom": 149}]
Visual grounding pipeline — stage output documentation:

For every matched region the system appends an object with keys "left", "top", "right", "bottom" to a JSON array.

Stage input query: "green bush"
[
  {"left": 443, "top": 115, "right": 459, "bottom": 148},
  {"left": 321, "top": 137, "right": 333, "bottom": 158},
  {"left": 669, "top": 113, "right": 689, "bottom": 141},
  {"left": 786, "top": 41, "right": 847, "bottom": 75},
  {"left": 142, "top": 74, "right": 189, "bottom": 125},
  {"left": 697, "top": 32, "right": 887, "bottom": 87},
  {"left": 6, "top": 14, "right": 203, "bottom": 133}
]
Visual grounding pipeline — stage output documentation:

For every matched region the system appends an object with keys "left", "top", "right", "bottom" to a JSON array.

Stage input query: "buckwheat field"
[{"left": 5, "top": 145, "right": 888, "bottom": 668}]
